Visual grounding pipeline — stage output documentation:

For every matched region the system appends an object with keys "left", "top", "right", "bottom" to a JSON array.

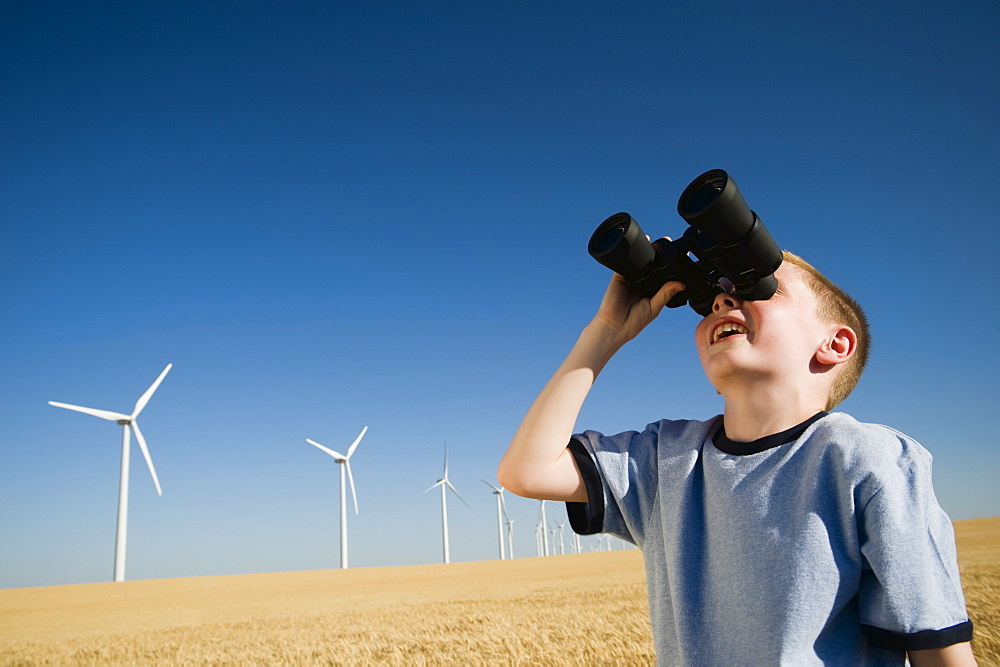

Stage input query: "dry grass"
[
  {"left": 954, "top": 517, "right": 1000, "bottom": 664},
  {"left": 1, "top": 551, "right": 655, "bottom": 665},
  {"left": 1, "top": 517, "right": 996, "bottom": 665}
]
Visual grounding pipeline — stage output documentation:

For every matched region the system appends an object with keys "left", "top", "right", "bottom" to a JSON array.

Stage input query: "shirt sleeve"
[
  {"left": 856, "top": 430, "right": 973, "bottom": 650},
  {"left": 562, "top": 422, "right": 664, "bottom": 547},
  {"left": 566, "top": 437, "right": 605, "bottom": 535}
]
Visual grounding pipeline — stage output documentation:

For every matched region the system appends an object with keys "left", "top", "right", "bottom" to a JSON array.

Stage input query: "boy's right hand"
[{"left": 589, "top": 271, "right": 687, "bottom": 349}]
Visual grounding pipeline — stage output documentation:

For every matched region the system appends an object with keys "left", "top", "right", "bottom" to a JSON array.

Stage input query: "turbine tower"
[
  {"left": 482, "top": 480, "right": 508, "bottom": 560},
  {"left": 538, "top": 500, "right": 550, "bottom": 556},
  {"left": 48, "top": 363, "right": 172, "bottom": 582},
  {"left": 423, "top": 443, "right": 467, "bottom": 563},
  {"left": 306, "top": 425, "right": 367, "bottom": 569},
  {"left": 505, "top": 516, "right": 516, "bottom": 559}
]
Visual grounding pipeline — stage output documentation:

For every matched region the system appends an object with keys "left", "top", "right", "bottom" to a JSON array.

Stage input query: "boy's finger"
[{"left": 651, "top": 280, "right": 686, "bottom": 311}]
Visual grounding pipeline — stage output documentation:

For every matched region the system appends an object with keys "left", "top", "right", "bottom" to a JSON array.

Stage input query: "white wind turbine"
[
  {"left": 505, "top": 516, "right": 516, "bottom": 559},
  {"left": 538, "top": 500, "right": 550, "bottom": 556},
  {"left": 423, "top": 443, "right": 467, "bottom": 564},
  {"left": 482, "top": 480, "right": 508, "bottom": 560},
  {"left": 48, "top": 363, "right": 172, "bottom": 582},
  {"left": 306, "top": 425, "right": 367, "bottom": 569}
]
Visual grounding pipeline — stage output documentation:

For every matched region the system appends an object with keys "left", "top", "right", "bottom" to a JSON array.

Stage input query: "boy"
[{"left": 498, "top": 251, "right": 975, "bottom": 665}]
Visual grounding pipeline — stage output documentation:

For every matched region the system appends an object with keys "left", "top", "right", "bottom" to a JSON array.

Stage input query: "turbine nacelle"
[
  {"left": 423, "top": 445, "right": 468, "bottom": 507},
  {"left": 482, "top": 479, "right": 509, "bottom": 518}
]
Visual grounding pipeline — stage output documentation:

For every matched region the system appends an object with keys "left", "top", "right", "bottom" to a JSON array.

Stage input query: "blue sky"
[{"left": 2, "top": 1, "right": 998, "bottom": 588}]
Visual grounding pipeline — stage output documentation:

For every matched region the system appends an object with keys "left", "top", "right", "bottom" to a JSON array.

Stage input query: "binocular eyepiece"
[{"left": 588, "top": 169, "right": 783, "bottom": 316}]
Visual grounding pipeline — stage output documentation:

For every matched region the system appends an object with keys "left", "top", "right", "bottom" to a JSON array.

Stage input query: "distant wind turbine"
[
  {"left": 505, "top": 516, "right": 516, "bottom": 559},
  {"left": 423, "top": 443, "right": 467, "bottom": 563},
  {"left": 482, "top": 480, "right": 508, "bottom": 560},
  {"left": 538, "top": 500, "right": 550, "bottom": 556},
  {"left": 306, "top": 425, "right": 367, "bottom": 569},
  {"left": 48, "top": 363, "right": 172, "bottom": 582}
]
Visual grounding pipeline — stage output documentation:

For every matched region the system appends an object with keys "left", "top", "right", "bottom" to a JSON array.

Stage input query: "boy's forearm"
[
  {"left": 499, "top": 277, "right": 684, "bottom": 502},
  {"left": 498, "top": 321, "right": 624, "bottom": 502},
  {"left": 908, "top": 642, "right": 977, "bottom": 667}
]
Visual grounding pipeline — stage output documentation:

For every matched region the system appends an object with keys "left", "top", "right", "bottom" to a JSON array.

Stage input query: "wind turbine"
[
  {"left": 306, "top": 425, "right": 367, "bottom": 569},
  {"left": 423, "top": 443, "right": 467, "bottom": 563},
  {"left": 538, "top": 500, "right": 550, "bottom": 556},
  {"left": 48, "top": 363, "right": 172, "bottom": 582},
  {"left": 482, "top": 480, "right": 508, "bottom": 560},
  {"left": 505, "top": 516, "right": 516, "bottom": 559}
]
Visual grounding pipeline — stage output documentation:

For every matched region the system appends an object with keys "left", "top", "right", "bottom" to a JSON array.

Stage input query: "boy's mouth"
[{"left": 711, "top": 321, "right": 750, "bottom": 344}]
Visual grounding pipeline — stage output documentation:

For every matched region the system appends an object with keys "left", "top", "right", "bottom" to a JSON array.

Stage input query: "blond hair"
[{"left": 781, "top": 251, "right": 870, "bottom": 409}]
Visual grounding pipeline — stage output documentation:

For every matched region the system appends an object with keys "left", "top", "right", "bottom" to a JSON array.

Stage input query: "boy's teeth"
[{"left": 713, "top": 322, "right": 749, "bottom": 343}]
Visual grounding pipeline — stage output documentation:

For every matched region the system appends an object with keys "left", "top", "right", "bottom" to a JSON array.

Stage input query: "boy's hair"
[{"left": 782, "top": 251, "right": 870, "bottom": 409}]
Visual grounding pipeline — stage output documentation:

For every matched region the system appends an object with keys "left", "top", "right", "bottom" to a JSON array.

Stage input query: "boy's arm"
[
  {"left": 497, "top": 274, "right": 685, "bottom": 502},
  {"left": 908, "top": 643, "right": 977, "bottom": 666}
]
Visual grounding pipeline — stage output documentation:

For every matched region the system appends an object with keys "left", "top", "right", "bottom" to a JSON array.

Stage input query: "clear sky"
[{"left": 2, "top": 1, "right": 998, "bottom": 588}]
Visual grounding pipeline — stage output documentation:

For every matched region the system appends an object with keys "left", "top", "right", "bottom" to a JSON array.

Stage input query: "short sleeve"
[
  {"left": 857, "top": 434, "right": 973, "bottom": 650},
  {"left": 566, "top": 437, "right": 605, "bottom": 535},
  {"left": 561, "top": 422, "right": 664, "bottom": 547}
]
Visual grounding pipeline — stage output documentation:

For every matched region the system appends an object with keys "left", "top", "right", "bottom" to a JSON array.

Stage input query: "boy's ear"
[{"left": 815, "top": 325, "right": 857, "bottom": 366}]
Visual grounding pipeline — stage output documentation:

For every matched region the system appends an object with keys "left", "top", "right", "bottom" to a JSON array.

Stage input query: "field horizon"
[{"left": 2, "top": 517, "right": 997, "bottom": 664}]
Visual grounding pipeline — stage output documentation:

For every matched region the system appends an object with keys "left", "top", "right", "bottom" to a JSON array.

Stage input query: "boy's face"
[{"left": 694, "top": 263, "right": 832, "bottom": 391}]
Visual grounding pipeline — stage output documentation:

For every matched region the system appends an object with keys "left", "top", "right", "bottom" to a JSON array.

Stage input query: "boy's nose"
[{"left": 712, "top": 288, "right": 742, "bottom": 313}]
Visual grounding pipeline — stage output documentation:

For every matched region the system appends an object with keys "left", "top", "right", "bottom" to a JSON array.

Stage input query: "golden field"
[{"left": 1, "top": 517, "right": 997, "bottom": 665}]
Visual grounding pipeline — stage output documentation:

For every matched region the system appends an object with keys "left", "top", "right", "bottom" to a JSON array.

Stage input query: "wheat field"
[{"left": 2, "top": 517, "right": 997, "bottom": 665}]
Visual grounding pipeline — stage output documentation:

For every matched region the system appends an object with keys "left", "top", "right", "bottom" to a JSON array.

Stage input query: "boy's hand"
[{"left": 589, "top": 272, "right": 687, "bottom": 348}]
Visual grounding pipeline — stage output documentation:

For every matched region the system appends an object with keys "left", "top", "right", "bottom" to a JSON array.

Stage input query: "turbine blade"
[
  {"left": 346, "top": 425, "right": 368, "bottom": 459},
  {"left": 132, "top": 363, "right": 172, "bottom": 418},
  {"left": 345, "top": 462, "right": 359, "bottom": 515},
  {"left": 499, "top": 490, "right": 510, "bottom": 519},
  {"left": 48, "top": 401, "right": 129, "bottom": 422},
  {"left": 481, "top": 479, "right": 501, "bottom": 493},
  {"left": 306, "top": 438, "right": 346, "bottom": 461},
  {"left": 130, "top": 421, "right": 163, "bottom": 496},
  {"left": 423, "top": 479, "right": 446, "bottom": 495},
  {"left": 447, "top": 480, "right": 469, "bottom": 507}
]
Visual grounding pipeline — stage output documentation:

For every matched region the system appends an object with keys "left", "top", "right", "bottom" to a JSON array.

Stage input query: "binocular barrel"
[{"left": 588, "top": 169, "right": 783, "bottom": 316}]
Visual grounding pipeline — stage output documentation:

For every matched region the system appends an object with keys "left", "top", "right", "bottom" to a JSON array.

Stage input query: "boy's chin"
[{"left": 701, "top": 359, "right": 768, "bottom": 388}]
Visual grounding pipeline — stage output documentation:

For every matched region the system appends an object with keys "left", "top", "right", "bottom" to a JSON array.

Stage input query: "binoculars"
[{"left": 588, "top": 169, "right": 783, "bottom": 316}]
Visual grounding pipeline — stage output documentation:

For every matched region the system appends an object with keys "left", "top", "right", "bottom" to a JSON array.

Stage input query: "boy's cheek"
[{"left": 693, "top": 320, "right": 710, "bottom": 347}]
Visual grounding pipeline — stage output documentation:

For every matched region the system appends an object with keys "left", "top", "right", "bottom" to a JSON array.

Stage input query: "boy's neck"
[{"left": 721, "top": 383, "right": 828, "bottom": 442}]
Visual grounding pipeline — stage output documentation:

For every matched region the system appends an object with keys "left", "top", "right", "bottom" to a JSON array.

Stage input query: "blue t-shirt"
[{"left": 567, "top": 412, "right": 972, "bottom": 665}]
